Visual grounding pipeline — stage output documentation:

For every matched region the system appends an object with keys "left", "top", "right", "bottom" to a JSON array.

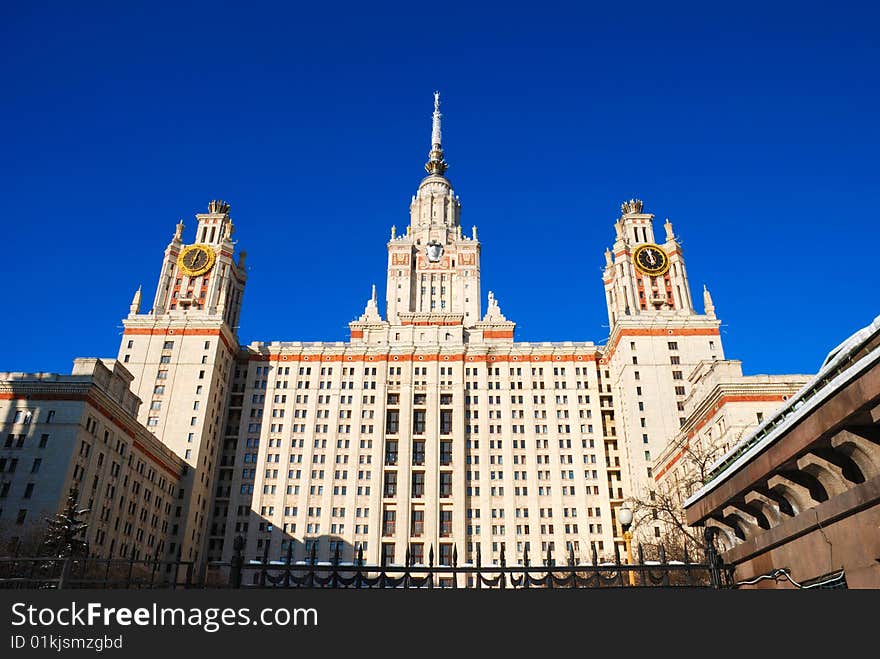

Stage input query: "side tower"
[
  {"left": 117, "top": 200, "right": 247, "bottom": 566},
  {"left": 600, "top": 200, "right": 723, "bottom": 538}
]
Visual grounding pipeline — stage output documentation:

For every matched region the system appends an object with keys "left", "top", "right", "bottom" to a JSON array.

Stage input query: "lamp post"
[{"left": 618, "top": 505, "right": 636, "bottom": 586}]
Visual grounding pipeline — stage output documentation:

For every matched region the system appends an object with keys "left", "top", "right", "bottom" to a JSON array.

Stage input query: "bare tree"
[{"left": 627, "top": 440, "right": 722, "bottom": 561}]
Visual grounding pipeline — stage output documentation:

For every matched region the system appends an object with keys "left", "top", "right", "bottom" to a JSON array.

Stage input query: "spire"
[
  {"left": 424, "top": 91, "right": 448, "bottom": 176},
  {"left": 129, "top": 286, "right": 142, "bottom": 315},
  {"left": 703, "top": 284, "right": 716, "bottom": 319}
]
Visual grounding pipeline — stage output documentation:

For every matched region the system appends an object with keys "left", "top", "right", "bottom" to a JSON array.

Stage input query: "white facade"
[{"left": 0, "top": 359, "right": 185, "bottom": 560}]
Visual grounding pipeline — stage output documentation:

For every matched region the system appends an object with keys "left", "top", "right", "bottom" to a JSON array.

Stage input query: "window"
[
  {"left": 667, "top": 341, "right": 678, "bottom": 350},
  {"left": 386, "top": 409, "right": 399, "bottom": 434},
  {"left": 163, "top": 341, "right": 174, "bottom": 350},
  {"left": 412, "top": 472, "right": 425, "bottom": 497},
  {"left": 23, "top": 483, "right": 34, "bottom": 499},
  {"left": 384, "top": 440, "right": 398, "bottom": 465},
  {"left": 31, "top": 459, "right": 41, "bottom": 473},
  {"left": 382, "top": 509, "right": 396, "bottom": 536},
  {"left": 438, "top": 509, "right": 453, "bottom": 537},
  {"left": 411, "top": 509, "right": 424, "bottom": 537},
  {"left": 412, "top": 441, "right": 425, "bottom": 466},
  {"left": 440, "top": 441, "right": 452, "bottom": 465},
  {"left": 383, "top": 471, "right": 397, "bottom": 497},
  {"left": 16, "top": 509, "right": 27, "bottom": 525},
  {"left": 412, "top": 410, "right": 426, "bottom": 434},
  {"left": 440, "top": 409, "right": 453, "bottom": 435},
  {"left": 440, "top": 473, "right": 452, "bottom": 498}
]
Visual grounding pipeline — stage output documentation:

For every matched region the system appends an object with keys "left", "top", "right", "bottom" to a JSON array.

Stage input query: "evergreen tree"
[{"left": 42, "top": 488, "right": 89, "bottom": 557}]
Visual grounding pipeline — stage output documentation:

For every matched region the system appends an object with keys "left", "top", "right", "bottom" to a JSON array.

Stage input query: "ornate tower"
[
  {"left": 385, "top": 93, "right": 482, "bottom": 326},
  {"left": 150, "top": 200, "right": 246, "bottom": 329},
  {"left": 599, "top": 199, "right": 723, "bottom": 529},
  {"left": 117, "top": 200, "right": 246, "bottom": 567},
  {"left": 603, "top": 199, "right": 695, "bottom": 326}
]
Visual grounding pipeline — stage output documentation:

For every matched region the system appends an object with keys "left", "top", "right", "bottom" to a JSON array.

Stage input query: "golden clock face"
[
  {"left": 633, "top": 244, "right": 670, "bottom": 276},
  {"left": 177, "top": 244, "right": 216, "bottom": 277}
]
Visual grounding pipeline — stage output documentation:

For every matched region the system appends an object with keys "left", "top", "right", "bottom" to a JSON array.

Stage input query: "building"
[
  {"left": 649, "top": 359, "right": 809, "bottom": 546},
  {"left": 111, "top": 93, "right": 740, "bottom": 570},
  {"left": 4, "top": 93, "right": 814, "bottom": 575},
  {"left": 684, "top": 315, "right": 880, "bottom": 588},
  {"left": 0, "top": 358, "right": 186, "bottom": 560}
]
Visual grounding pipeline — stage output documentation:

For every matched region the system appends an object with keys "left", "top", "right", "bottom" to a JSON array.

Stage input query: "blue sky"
[{"left": 2, "top": 1, "right": 878, "bottom": 377}]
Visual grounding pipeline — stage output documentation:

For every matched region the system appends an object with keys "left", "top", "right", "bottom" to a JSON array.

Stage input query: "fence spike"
[
  {"left": 429, "top": 545, "right": 434, "bottom": 568},
  {"left": 659, "top": 544, "right": 666, "bottom": 564},
  {"left": 637, "top": 543, "right": 644, "bottom": 565},
  {"left": 523, "top": 544, "right": 529, "bottom": 566},
  {"left": 591, "top": 543, "right": 598, "bottom": 566},
  {"left": 356, "top": 543, "right": 364, "bottom": 567},
  {"left": 452, "top": 545, "right": 458, "bottom": 568},
  {"left": 546, "top": 545, "right": 552, "bottom": 567},
  {"left": 476, "top": 544, "right": 481, "bottom": 568},
  {"left": 260, "top": 539, "right": 270, "bottom": 588},
  {"left": 568, "top": 544, "right": 575, "bottom": 567},
  {"left": 500, "top": 543, "right": 506, "bottom": 567},
  {"left": 405, "top": 545, "right": 411, "bottom": 568},
  {"left": 614, "top": 543, "right": 621, "bottom": 565},
  {"left": 333, "top": 543, "right": 340, "bottom": 566},
  {"left": 309, "top": 541, "right": 317, "bottom": 565}
]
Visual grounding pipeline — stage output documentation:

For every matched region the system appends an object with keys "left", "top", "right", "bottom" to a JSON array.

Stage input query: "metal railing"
[
  {"left": 213, "top": 532, "right": 729, "bottom": 589},
  {"left": 0, "top": 529, "right": 730, "bottom": 590},
  {"left": 0, "top": 554, "right": 197, "bottom": 589}
]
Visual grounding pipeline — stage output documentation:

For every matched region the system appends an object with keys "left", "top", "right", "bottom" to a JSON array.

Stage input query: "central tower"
[{"left": 385, "top": 92, "right": 482, "bottom": 326}]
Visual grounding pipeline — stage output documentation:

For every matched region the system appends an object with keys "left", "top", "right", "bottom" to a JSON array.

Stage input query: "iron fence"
[
  {"left": 0, "top": 529, "right": 730, "bottom": 590},
  {"left": 0, "top": 554, "right": 196, "bottom": 589},
  {"left": 213, "top": 529, "right": 730, "bottom": 589}
]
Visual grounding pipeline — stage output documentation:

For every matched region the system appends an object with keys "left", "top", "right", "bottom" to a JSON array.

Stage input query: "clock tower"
[
  {"left": 599, "top": 199, "right": 724, "bottom": 508},
  {"left": 602, "top": 199, "right": 696, "bottom": 327},
  {"left": 116, "top": 200, "right": 246, "bottom": 568}
]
